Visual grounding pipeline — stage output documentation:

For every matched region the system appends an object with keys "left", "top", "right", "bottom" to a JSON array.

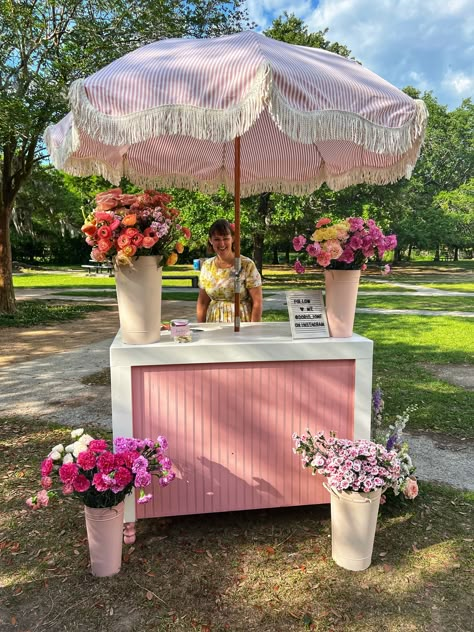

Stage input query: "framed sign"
[{"left": 286, "top": 290, "right": 330, "bottom": 339}]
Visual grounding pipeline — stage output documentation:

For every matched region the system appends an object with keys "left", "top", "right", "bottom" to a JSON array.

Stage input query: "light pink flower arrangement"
[
  {"left": 26, "top": 428, "right": 175, "bottom": 510},
  {"left": 293, "top": 217, "right": 397, "bottom": 273},
  {"left": 292, "top": 430, "right": 401, "bottom": 494},
  {"left": 81, "top": 188, "right": 191, "bottom": 267}
]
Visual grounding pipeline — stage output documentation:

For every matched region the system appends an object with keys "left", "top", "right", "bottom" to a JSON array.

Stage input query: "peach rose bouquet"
[{"left": 81, "top": 188, "right": 191, "bottom": 267}]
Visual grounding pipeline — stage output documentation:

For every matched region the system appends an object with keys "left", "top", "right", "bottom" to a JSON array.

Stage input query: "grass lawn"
[
  {"left": 356, "top": 295, "right": 474, "bottom": 312},
  {"left": 53, "top": 290, "right": 198, "bottom": 301},
  {"left": 0, "top": 419, "right": 472, "bottom": 632},
  {"left": 0, "top": 302, "right": 111, "bottom": 328},
  {"left": 261, "top": 310, "right": 473, "bottom": 438}
]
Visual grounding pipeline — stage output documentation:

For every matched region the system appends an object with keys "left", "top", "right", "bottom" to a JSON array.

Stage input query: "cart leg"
[{"left": 123, "top": 521, "right": 136, "bottom": 544}]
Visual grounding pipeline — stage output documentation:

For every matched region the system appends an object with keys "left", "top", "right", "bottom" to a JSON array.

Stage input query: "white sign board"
[{"left": 286, "top": 290, "right": 330, "bottom": 339}]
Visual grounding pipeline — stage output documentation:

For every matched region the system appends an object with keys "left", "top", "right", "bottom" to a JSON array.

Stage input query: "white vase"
[
  {"left": 324, "top": 269, "right": 361, "bottom": 337},
  {"left": 115, "top": 255, "right": 162, "bottom": 345},
  {"left": 324, "top": 483, "right": 382, "bottom": 571},
  {"left": 84, "top": 502, "right": 125, "bottom": 577}
]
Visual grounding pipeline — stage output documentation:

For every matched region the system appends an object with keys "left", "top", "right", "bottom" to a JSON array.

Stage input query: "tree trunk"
[
  {"left": 454, "top": 247, "right": 459, "bottom": 261},
  {"left": 433, "top": 244, "right": 440, "bottom": 262},
  {"left": 272, "top": 246, "right": 279, "bottom": 264},
  {"left": 0, "top": 205, "right": 16, "bottom": 314},
  {"left": 253, "top": 232, "right": 264, "bottom": 276},
  {"left": 407, "top": 244, "right": 412, "bottom": 260},
  {"left": 285, "top": 245, "right": 290, "bottom": 265}
]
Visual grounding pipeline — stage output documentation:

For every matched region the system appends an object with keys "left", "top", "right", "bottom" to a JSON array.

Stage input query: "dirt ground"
[
  {"left": 0, "top": 299, "right": 198, "bottom": 368},
  {"left": 0, "top": 308, "right": 120, "bottom": 368}
]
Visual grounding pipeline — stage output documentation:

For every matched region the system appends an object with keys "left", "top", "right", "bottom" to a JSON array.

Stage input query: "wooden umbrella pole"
[{"left": 234, "top": 136, "right": 241, "bottom": 333}]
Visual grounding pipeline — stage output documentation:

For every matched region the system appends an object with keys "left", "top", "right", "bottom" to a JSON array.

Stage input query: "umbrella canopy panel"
[{"left": 45, "top": 31, "right": 427, "bottom": 196}]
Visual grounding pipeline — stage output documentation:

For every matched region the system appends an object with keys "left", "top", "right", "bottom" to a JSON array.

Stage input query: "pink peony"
[
  {"left": 41, "top": 476, "right": 53, "bottom": 490},
  {"left": 41, "top": 458, "right": 53, "bottom": 477},
  {"left": 59, "top": 462, "right": 79, "bottom": 484},
  {"left": 92, "top": 472, "right": 112, "bottom": 492},
  {"left": 26, "top": 497, "right": 40, "bottom": 510},
  {"left": 88, "top": 439, "right": 108, "bottom": 453},
  {"left": 316, "top": 251, "right": 332, "bottom": 268},
  {"left": 403, "top": 477, "right": 419, "bottom": 500},
  {"left": 73, "top": 474, "right": 91, "bottom": 493},
  {"left": 294, "top": 260, "right": 305, "bottom": 274},
  {"left": 77, "top": 450, "right": 97, "bottom": 470},
  {"left": 324, "top": 239, "right": 343, "bottom": 260},
  {"left": 113, "top": 466, "right": 133, "bottom": 488},
  {"left": 37, "top": 490, "right": 49, "bottom": 507},
  {"left": 292, "top": 235, "right": 307, "bottom": 252},
  {"left": 62, "top": 483, "right": 74, "bottom": 495},
  {"left": 97, "top": 451, "right": 115, "bottom": 474},
  {"left": 382, "top": 264, "right": 391, "bottom": 276},
  {"left": 306, "top": 243, "right": 321, "bottom": 258}
]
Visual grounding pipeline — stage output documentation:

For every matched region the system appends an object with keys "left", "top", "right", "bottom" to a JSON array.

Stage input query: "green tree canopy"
[{"left": 0, "top": 0, "right": 253, "bottom": 312}]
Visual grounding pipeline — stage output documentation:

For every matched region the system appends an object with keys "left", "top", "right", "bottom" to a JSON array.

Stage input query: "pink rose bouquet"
[
  {"left": 292, "top": 430, "right": 401, "bottom": 494},
  {"left": 292, "top": 217, "right": 397, "bottom": 273},
  {"left": 26, "top": 428, "right": 175, "bottom": 509},
  {"left": 81, "top": 188, "right": 191, "bottom": 267}
]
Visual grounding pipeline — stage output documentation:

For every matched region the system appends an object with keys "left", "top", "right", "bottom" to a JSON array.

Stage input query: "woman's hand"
[
  {"left": 196, "top": 289, "right": 211, "bottom": 322},
  {"left": 249, "top": 286, "right": 263, "bottom": 322}
]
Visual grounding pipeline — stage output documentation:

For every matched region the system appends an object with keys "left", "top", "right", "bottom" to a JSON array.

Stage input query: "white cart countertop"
[{"left": 110, "top": 322, "right": 373, "bottom": 367}]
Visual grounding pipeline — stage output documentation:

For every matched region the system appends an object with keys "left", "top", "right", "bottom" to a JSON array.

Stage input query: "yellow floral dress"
[{"left": 199, "top": 256, "right": 262, "bottom": 322}]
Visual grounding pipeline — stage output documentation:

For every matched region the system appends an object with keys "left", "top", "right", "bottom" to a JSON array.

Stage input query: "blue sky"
[{"left": 249, "top": 0, "right": 473, "bottom": 110}]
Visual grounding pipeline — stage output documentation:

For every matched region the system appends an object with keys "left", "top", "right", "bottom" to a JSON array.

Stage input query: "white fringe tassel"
[
  {"left": 269, "top": 91, "right": 428, "bottom": 154},
  {"left": 67, "top": 64, "right": 271, "bottom": 146}
]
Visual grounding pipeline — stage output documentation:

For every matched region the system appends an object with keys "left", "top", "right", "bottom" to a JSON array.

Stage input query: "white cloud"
[{"left": 249, "top": 0, "right": 474, "bottom": 110}]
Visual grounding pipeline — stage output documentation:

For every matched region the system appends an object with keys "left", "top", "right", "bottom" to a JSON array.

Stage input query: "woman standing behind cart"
[{"left": 197, "top": 220, "right": 263, "bottom": 323}]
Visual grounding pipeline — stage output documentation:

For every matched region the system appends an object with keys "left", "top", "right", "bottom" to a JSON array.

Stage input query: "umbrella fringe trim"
[
  {"left": 269, "top": 92, "right": 428, "bottom": 155},
  {"left": 48, "top": 149, "right": 422, "bottom": 196},
  {"left": 44, "top": 121, "right": 81, "bottom": 173},
  {"left": 58, "top": 74, "right": 427, "bottom": 156},
  {"left": 66, "top": 65, "right": 271, "bottom": 145}
]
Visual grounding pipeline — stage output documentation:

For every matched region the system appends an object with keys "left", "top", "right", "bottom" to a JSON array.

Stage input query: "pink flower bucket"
[
  {"left": 324, "top": 269, "right": 361, "bottom": 337},
  {"left": 84, "top": 502, "right": 124, "bottom": 577}
]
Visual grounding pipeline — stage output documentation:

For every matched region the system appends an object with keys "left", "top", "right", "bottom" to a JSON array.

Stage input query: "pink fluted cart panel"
[{"left": 132, "top": 359, "right": 355, "bottom": 518}]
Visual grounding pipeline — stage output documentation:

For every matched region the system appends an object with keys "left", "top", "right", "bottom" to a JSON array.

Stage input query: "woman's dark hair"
[{"left": 207, "top": 219, "right": 234, "bottom": 254}]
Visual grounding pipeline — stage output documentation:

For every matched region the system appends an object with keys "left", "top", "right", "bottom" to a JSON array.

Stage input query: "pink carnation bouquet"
[
  {"left": 26, "top": 428, "right": 175, "bottom": 510},
  {"left": 292, "top": 429, "right": 401, "bottom": 494},
  {"left": 293, "top": 217, "right": 397, "bottom": 273},
  {"left": 81, "top": 188, "right": 191, "bottom": 267}
]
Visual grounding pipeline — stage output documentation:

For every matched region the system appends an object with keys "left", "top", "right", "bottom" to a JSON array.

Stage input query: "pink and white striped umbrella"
[
  {"left": 45, "top": 31, "right": 427, "bottom": 196},
  {"left": 44, "top": 31, "right": 427, "bottom": 331}
]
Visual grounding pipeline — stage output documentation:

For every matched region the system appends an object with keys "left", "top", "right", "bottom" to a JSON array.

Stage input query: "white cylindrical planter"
[
  {"left": 84, "top": 502, "right": 125, "bottom": 577},
  {"left": 115, "top": 255, "right": 162, "bottom": 345},
  {"left": 324, "top": 483, "right": 382, "bottom": 571},
  {"left": 324, "top": 269, "right": 361, "bottom": 337}
]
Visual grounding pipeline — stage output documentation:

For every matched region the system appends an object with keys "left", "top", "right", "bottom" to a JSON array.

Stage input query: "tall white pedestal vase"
[
  {"left": 324, "top": 483, "right": 382, "bottom": 571},
  {"left": 324, "top": 269, "right": 361, "bottom": 338},
  {"left": 115, "top": 255, "right": 162, "bottom": 345}
]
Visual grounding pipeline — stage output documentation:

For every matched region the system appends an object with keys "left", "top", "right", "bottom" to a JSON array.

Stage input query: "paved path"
[{"left": 5, "top": 282, "right": 473, "bottom": 492}]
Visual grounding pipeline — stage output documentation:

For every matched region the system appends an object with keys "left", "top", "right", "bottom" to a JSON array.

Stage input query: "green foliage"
[{"left": 0, "top": 0, "right": 254, "bottom": 310}]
